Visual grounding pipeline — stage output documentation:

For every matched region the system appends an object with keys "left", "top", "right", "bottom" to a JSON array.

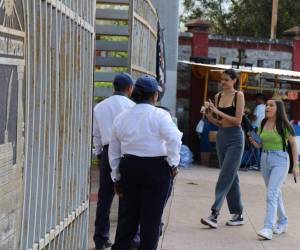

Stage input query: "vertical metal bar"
[
  {"left": 27, "top": 0, "right": 38, "bottom": 248},
  {"left": 20, "top": 0, "right": 31, "bottom": 249},
  {"left": 65, "top": 15, "right": 74, "bottom": 250},
  {"left": 41, "top": 1, "right": 50, "bottom": 244},
  {"left": 49, "top": 1, "right": 57, "bottom": 248},
  {"left": 60, "top": 10, "right": 70, "bottom": 250},
  {"left": 76, "top": 25, "right": 84, "bottom": 249},
  {"left": 58, "top": 9, "right": 67, "bottom": 250},
  {"left": 70, "top": 20, "right": 78, "bottom": 250},
  {"left": 41, "top": 0, "right": 49, "bottom": 244},
  {"left": 45, "top": 2, "right": 54, "bottom": 249},
  {"left": 55, "top": 7, "right": 63, "bottom": 250},
  {"left": 34, "top": 0, "right": 45, "bottom": 244},
  {"left": 53, "top": 3, "right": 62, "bottom": 249},
  {"left": 128, "top": 0, "right": 134, "bottom": 74},
  {"left": 76, "top": 23, "right": 83, "bottom": 250}
]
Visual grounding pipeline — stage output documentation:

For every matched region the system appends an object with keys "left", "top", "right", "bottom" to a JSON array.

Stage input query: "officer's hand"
[
  {"left": 114, "top": 181, "right": 124, "bottom": 197},
  {"left": 170, "top": 167, "right": 179, "bottom": 178}
]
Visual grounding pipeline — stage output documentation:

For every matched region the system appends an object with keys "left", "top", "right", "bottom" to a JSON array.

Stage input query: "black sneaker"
[
  {"left": 226, "top": 214, "right": 244, "bottom": 226},
  {"left": 95, "top": 240, "right": 112, "bottom": 250},
  {"left": 201, "top": 213, "right": 218, "bottom": 228}
]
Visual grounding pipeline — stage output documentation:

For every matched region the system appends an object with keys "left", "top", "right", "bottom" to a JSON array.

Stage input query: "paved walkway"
[{"left": 89, "top": 165, "right": 300, "bottom": 250}]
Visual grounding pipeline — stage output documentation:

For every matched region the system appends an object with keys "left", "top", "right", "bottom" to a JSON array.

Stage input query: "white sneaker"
[
  {"left": 273, "top": 224, "right": 288, "bottom": 235},
  {"left": 257, "top": 228, "right": 273, "bottom": 240}
]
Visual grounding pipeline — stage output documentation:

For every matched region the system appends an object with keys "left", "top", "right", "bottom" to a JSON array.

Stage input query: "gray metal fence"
[
  {"left": 94, "top": 0, "right": 158, "bottom": 98},
  {"left": 129, "top": 0, "right": 158, "bottom": 79},
  {"left": 19, "top": 0, "right": 95, "bottom": 250}
]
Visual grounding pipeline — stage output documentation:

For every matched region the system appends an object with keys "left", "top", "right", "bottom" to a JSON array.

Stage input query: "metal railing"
[
  {"left": 94, "top": 0, "right": 158, "bottom": 98},
  {"left": 129, "top": 0, "right": 158, "bottom": 79}
]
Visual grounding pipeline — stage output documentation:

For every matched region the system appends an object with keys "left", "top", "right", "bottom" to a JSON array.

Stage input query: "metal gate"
[
  {"left": 94, "top": 0, "right": 158, "bottom": 98},
  {"left": 19, "top": 0, "right": 95, "bottom": 250},
  {"left": 129, "top": 0, "right": 158, "bottom": 79}
]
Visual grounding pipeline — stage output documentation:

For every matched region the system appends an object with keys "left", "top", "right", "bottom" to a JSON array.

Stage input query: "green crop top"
[{"left": 260, "top": 129, "right": 290, "bottom": 151}]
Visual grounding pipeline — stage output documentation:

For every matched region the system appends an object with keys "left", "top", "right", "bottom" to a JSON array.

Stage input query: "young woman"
[
  {"left": 249, "top": 99, "right": 299, "bottom": 240},
  {"left": 201, "top": 68, "right": 245, "bottom": 228}
]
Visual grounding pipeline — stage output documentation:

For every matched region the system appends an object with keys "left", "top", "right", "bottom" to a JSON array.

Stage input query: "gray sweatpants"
[{"left": 211, "top": 127, "right": 244, "bottom": 215}]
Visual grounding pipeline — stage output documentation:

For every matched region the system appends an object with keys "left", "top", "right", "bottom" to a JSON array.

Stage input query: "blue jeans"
[{"left": 261, "top": 151, "right": 289, "bottom": 229}]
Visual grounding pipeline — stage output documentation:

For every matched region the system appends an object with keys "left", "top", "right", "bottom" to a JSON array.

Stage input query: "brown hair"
[{"left": 260, "top": 99, "right": 295, "bottom": 150}]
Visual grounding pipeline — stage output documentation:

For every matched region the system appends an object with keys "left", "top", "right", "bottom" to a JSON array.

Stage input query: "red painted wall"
[
  {"left": 291, "top": 39, "right": 300, "bottom": 121},
  {"left": 192, "top": 31, "right": 209, "bottom": 57}
]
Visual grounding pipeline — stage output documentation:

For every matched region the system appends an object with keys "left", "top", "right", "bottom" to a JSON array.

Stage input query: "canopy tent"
[
  {"left": 179, "top": 60, "right": 300, "bottom": 77},
  {"left": 178, "top": 60, "right": 300, "bottom": 101}
]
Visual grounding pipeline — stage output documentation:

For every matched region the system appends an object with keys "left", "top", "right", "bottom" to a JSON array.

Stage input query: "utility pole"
[{"left": 270, "top": 0, "right": 279, "bottom": 39}]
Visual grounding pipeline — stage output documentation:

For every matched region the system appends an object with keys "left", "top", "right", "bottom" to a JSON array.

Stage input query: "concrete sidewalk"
[{"left": 89, "top": 166, "right": 300, "bottom": 250}]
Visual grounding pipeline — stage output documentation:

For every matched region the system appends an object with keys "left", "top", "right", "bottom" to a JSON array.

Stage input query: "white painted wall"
[{"left": 209, "top": 47, "right": 292, "bottom": 69}]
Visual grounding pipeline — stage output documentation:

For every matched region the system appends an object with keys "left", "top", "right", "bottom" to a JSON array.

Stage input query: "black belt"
[{"left": 123, "top": 154, "right": 166, "bottom": 160}]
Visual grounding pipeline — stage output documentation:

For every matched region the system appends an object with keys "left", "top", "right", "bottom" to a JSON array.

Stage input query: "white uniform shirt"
[
  {"left": 252, "top": 104, "right": 266, "bottom": 128},
  {"left": 109, "top": 104, "right": 183, "bottom": 182},
  {"left": 93, "top": 94, "right": 135, "bottom": 155}
]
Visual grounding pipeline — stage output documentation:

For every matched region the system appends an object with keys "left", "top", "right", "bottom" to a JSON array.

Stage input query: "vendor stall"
[{"left": 178, "top": 60, "right": 300, "bottom": 165}]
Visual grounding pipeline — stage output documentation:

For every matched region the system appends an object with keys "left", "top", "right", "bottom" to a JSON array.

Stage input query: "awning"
[
  {"left": 179, "top": 60, "right": 300, "bottom": 78},
  {"left": 178, "top": 60, "right": 300, "bottom": 100}
]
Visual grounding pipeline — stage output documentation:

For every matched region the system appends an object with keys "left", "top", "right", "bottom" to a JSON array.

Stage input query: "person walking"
[
  {"left": 200, "top": 68, "right": 245, "bottom": 228},
  {"left": 252, "top": 93, "right": 266, "bottom": 129},
  {"left": 249, "top": 99, "right": 299, "bottom": 240},
  {"left": 250, "top": 93, "right": 266, "bottom": 170},
  {"left": 109, "top": 75, "right": 182, "bottom": 250},
  {"left": 93, "top": 73, "right": 135, "bottom": 249}
]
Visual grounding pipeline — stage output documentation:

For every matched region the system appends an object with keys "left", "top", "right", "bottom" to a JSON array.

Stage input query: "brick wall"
[{"left": 192, "top": 31, "right": 209, "bottom": 57}]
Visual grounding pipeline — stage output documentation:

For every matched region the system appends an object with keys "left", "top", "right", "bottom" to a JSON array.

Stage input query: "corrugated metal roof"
[{"left": 179, "top": 60, "right": 300, "bottom": 78}]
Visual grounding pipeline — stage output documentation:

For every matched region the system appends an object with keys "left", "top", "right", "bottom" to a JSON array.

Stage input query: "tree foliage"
[{"left": 181, "top": 0, "right": 300, "bottom": 38}]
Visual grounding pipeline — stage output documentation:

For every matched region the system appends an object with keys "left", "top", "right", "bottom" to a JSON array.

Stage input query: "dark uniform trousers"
[
  {"left": 112, "top": 155, "right": 172, "bottom": 250},
  {"left": 93, "top": 145, "right": 114, "bottom": 247}
]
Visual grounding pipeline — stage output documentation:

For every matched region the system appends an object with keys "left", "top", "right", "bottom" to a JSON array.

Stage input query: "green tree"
[
  {"left": 181, "top": 0, "right": 300, "bottom": 38},
  {"left": 181, "top": 0, "right": 232, "bottom": 34}
]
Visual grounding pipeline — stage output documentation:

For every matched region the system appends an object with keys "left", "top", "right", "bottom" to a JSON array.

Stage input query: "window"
[
  {"left": 275, "top": 60, "right": 281, "bottom": 69},
  {"left": 238, "top": 49, "right": 246, "bottom": 63},
  {"left": 257, "top": 60, "right": 264, "bottom": 67},
  {"left": 219, "top": 57, "right": 226, "bottom": 64}
]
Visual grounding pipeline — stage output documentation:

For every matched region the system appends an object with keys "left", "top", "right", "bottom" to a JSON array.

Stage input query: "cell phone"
[{"left": 249, "top": 130, "right": 262, "bottom": 145}]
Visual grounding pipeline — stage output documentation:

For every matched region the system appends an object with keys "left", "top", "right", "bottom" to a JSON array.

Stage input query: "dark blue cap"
[
  {"left": 135, "top": 75, "right": 162, "bottom": 93},
  {"left": 113, "top": 73, "right": 134, "bottom": 88}
]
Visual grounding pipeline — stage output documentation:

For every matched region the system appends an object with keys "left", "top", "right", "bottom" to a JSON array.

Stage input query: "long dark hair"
[
  {"left": 223, "top": 68, "right": 239, "bottom": 88},
  {"left": 260, "top": 99, "right": 295, "bottom": 151}
]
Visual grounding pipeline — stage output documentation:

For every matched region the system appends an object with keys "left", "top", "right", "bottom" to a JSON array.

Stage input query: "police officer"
[
  {"left": 93, "top": 73, "right": 135, "bottom": 249},
  {"left": 109, "top": 75, "right": 182, "bottom": 250}
]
